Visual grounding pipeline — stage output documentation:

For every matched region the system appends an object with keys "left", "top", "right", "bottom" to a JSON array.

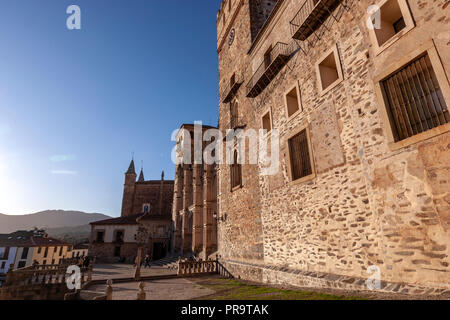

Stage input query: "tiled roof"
[
  {"left": 0, "top": 231, "right": 71, "bottom": 247},
  {"left": 74, "top": 243, "right": 89, "bottom": 250},
  {"left": 90, "top": 213, "right": 143, "bottom": 226},
  {"left": 137, "top": 213, "right": 171, "bottom": 222}
]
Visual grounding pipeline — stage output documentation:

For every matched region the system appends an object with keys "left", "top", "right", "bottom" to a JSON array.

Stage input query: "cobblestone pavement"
[
  {"left": 92, "top": 264, "right": 176, "bottom": 281},
  {"left": 89, "top": 277, "right": 215, "bottom": 300}
]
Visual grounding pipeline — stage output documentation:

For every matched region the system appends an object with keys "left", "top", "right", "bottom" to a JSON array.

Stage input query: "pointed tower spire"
[
  {"left": 138, "top": 162, "right": 145, "bottom": 182},
  {"left": 161, "top": 171, "right": 165, "bottom": 181},
  {"left": 126, "top": 158, "right": 136, "bottom": 175}
]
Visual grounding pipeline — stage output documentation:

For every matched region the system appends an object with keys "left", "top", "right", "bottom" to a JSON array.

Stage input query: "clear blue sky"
[{"left": 0, "top": 0, "right": 221, "bottom": 216}]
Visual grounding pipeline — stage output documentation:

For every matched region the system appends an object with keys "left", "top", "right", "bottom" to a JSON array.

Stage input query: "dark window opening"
[
  {"left": 393, "top": 17, "right": 406, "bottom": 33},
  {"left": 96, "top": 231, "right": 105, "bottom": 243},
  {"left": 231, "top": 150, "right": 242, "bottom": 189},
  {"left": 21, "top": 247, "right": 29, "bottom": 260}
]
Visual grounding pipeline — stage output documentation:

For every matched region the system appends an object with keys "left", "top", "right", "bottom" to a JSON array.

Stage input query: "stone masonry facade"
[
  {"left": 215, "top": 0, "right": 450, "bottom": 291},
  {"left": 171, "top": 124, "right": 219, "bottom": 260}
]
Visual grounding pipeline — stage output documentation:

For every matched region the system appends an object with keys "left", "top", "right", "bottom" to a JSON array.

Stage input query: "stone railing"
[
  {"left": 177, "top": 258, "right": 218, "bottom": 276},
  {"left": 3, "top": 264, "right": 93, "bottom": 287},
  {"left": 0, "top": 263, "right": 93, "bottom": 300},
  {"left": 65, "top": 280, "right": 148, "bottom": 301},
  {"left": 177, "top": 256, "right": 234, "bottom": 279}
]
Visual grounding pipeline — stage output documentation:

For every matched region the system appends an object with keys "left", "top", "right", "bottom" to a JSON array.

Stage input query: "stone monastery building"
[
  {"left": 214, "top": 0, "right": 450, "bottom": 290},
  {"left": 90, "top": 160, "right": 174, "bottom": 263}
]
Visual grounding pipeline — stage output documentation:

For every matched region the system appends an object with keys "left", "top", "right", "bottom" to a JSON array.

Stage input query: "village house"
[
  {"left": 0, "top": 229, "right": 73, "bottom": 274},
  {"left": 71, "top": 243, "right": 89, "bottom": 259},
  {"left": 215, "top": 0, "right": 449, "bottom": 290}
]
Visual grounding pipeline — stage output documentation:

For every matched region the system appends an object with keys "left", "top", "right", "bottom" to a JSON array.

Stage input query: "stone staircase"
[{"left": 151, "top": 254, "right": 194, "bottom": 270}]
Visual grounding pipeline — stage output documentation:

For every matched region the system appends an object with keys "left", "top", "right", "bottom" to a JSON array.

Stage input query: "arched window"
[
  {"left": 231, "top": 150, "right": 242, "bottom": 189},
  {"left": 230, "top": 101, "right": 238, "bottom": 128}
]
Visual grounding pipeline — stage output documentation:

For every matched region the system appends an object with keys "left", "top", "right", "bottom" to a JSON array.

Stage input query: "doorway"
[{"left": 152, "top": 242, "right": 166, "bottom": 261}]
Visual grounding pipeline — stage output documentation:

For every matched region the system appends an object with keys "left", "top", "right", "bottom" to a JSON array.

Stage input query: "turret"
[{"left": 121, "top": 159, "right": 137, "bottom": 217}]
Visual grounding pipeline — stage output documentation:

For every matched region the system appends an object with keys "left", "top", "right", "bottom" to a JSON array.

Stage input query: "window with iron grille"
[
  {"left": 231, "top": 150, "right": 242, "bottom": 189},
  {"left": 288, "top": 129, "right": 313, "bottom": 181},
  {"left": 381, "top": 53, "right": 449, "bottom": 142}
]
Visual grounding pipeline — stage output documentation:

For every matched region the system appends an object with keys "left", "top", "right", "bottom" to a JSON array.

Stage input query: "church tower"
[{"left": 121, "top": 159, "right": 137, "bottom": 217}]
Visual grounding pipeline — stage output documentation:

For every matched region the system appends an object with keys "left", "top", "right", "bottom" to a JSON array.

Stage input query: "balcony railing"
[
  {"left": 246, "top": 42, "right": 292, "bottom": 98},
  {"left": 221, "top": 74, "right": 243, "bottom": 103},
  {"left": 290, "top": 0, "right": 342, "bottom": 41}
]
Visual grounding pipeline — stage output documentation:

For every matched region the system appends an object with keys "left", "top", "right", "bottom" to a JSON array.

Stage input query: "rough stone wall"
[
  {"left": 89, "top": 243, "right": 139, "bottom": 264},
  {"left": 131, "top": 182, "right": 174, "bottom": 216},
  {"left": 248, "top": 0, "right": 279, "bottom": 41},
  {"left": 217, "top": 0, "right": 450, "bottom": 289},
  {"left": 217, "top": 1, "right": 266, "bottom": 266},
  {"left": 121, "top": 173, "right": 136, "bottom": 217}
]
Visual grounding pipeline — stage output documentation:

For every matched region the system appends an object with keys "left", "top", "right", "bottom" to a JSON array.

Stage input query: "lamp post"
[{"left": 135, "top": 226, "right": 149, "bottom": 281}]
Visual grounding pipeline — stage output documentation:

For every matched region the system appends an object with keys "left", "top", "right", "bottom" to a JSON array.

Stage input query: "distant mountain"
[
  {"left": 46, "top": 224, "right": 92, "bottom": 245},
  {"left": 0, "top": 210, "right": 112, "bottom": 234}
]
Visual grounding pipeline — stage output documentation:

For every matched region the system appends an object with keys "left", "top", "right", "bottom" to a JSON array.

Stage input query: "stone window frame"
[
  {"left": 284, "top": 81, "right": 303, "bottom": 120},
  {"left": 366, "top": 0, "right": 415, "bottom": 56},
  {"left": 315, "top": 43, "right": 344, "bottom": 96},
  {"left": 373, "top": 39, "right": 450, "bottom": 151},
  {"left": 113, "top": 229, "right": 125, "bottom": 243},
  {"left": 260, "top": 106, "right": 273, "bottom": 136},
  {"left": 285, "top": 122, "right": 316, "bottom": 185}
]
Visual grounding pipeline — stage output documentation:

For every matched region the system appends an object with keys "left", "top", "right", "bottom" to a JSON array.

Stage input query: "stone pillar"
[
  {"left": 182, "top": 165, "right": 193, "bottom": 254},
  {"left": 203, "top": 164, "right": 217, "bottom": 258},
  {"left": 172, "top": 165, "right": 184, "bottom": 254},
  {"left": 105, "top": 279, "right": 113, "bottom": 300},
  {"left": 137, "top": 282, "right": 146, "bottom": 300},
  {"left": 192, "top": 164, "right": 204, "bottom": 255},
  {"left": 134, "top": 247, "right": 142, "bottom": 281}
]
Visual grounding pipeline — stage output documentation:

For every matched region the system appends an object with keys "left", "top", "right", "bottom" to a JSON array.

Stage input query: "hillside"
[{"left": 0, "top": 210, "right": 112, "bottom": 234}]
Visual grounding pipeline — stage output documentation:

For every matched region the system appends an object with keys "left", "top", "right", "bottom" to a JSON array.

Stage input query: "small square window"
[
  {"left": 262, "top": 111, "right": 271, "bottom": 132},
  {"left": 368, "top": 0, "right": 415, "bottom": 54},
  {"left": 374, "top": 0, "right": 405, "bottom": 47},
  {"left": 317, "top": 49, "right": 341, "bottom": 93},
  {"left": 285, "top": 86, "right": 301, "bottom": 117}
]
